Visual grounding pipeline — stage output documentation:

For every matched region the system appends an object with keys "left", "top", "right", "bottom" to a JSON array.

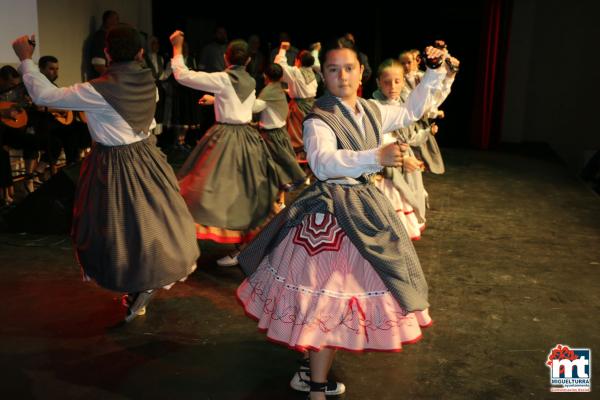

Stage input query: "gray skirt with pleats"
[
  {"left": 177, "top": 123, "right": 280, "bottom": 231},
  {"left": 261, "top": 126, "right": 306, "bottom": 186},
  {"left": 72, "top": 135, "right": 199, "bottom": 293}
]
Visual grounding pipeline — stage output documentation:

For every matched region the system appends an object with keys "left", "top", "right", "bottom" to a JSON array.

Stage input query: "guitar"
[
  {"left": 37, "top": 105, "right": 74, "bottom": 126},
  {"left": 0, "top": 101, "right": 28, "bottom": 129}
]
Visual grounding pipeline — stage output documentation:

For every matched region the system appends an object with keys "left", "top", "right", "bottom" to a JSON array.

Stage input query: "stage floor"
[{"left": 1, "top": 147, "right": 598, "bottom": 399}]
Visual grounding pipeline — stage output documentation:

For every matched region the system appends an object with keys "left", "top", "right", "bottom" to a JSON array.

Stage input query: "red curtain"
[{"left": 472, "top": 0, "right": 512, "bottom": 149}]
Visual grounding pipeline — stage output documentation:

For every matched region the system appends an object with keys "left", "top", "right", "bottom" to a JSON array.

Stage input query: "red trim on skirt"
[{"left": 236, "top": 292, "right": 433, "bottom": 354}]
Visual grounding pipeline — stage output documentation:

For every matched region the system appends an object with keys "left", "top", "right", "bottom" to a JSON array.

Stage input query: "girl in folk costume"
[
  {"left": 253, "top": 63, "right": 307, "bottom": 204},
  {"left": 12, "top": 26, "right": 199, "bottom": 322},
  {"left": 399, "top": 49, "right": 456, "bottom": 174},
  {"left": 275, "top": 42, "right": 318, "bottom": 158},
  {"left": 169, "top": 31, "right": 280, "bottom": 265},
  {"left": 371, "top": 58, "right": 456, "bottom": 239},
  {"left": 372, "top": 59, "right": 427, "bottom": 239},
  {"left": 237, "top": 37, "right": 451, "bottom": 399}
]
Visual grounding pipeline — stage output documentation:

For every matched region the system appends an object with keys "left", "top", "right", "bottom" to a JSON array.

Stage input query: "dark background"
[{"left": 152, "top": 2, "right": 490, "bottom": 148}]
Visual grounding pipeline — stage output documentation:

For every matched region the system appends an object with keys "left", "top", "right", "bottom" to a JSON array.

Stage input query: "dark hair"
[
  {"left": 343, "top": 33, "right": 356, "bottom": 45},
  {"left": 102, "top": 10, "right": 118, "bottom": 25},
  {"left": 319, "top": 37, "right": 362, "bottom": 70},
  {"left": 225, "top": 39, "right": 250, "bottom": 66},
  {"left": 264, "top": 63, "right": 283, "bottom": 82},
  {"left": 39, "top": 55, "right": 58, "bottom": 70},
  {"left": 0, "top": 65, "right": 20, "bottom": 80},
  {"left": 106, "top": 24, "right": 142, "bottom": 62},
  {"left": 398, "top": 50, "right": 413, "bottom": 60},
  {"left": 297, "top": 50, "right": 315, "bottom": 68},
  {"left": 376, "top": 58, "right": 403, "bottom": 79}
]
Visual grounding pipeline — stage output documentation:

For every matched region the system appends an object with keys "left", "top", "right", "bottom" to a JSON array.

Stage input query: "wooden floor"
[{"left": 0, "top": 147, "right": 598, "bottom": 399}]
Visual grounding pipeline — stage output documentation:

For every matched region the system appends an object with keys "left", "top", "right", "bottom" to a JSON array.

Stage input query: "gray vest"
[
  {"left": 225, "top": 66, "right": 255, "bottom": 103},
  {"left": 258, "top": 82, "right": 288, "bottom": 121},
  {"left": 306, "top": 94, "right": 382, "bottom": 180}
]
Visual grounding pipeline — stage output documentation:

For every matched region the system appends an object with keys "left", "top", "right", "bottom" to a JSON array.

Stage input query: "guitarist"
[
  {"left": 34, "top": 55, "right": 64, "bottom": 176},
  {"left": 35, "top": 55, "right": 84, "bottom": 174},
  {"left": 0, "top": 65, "right": 38, "bottom": 196}
]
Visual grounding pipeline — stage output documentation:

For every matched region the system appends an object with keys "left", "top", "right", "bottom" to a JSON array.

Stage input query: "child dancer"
[
  {"left": 253, "top": 63, "right": 306, "bottom": 201},
  {"left": 372, "top": 58, "right": 437, "bottom": 239},
  {"left": 275, "top": 42, "right": 318, "bottom": 158},
  {"left": 400, "top": 50, "right": 457, "bottom": 174},
  {"left": 170, "top": 31, "right": 279, "bottom": 266},
  {"left": 237, "top": 37, "right": 451, "bottom": 399},
  {"left": 13, "top": 26, "right": 199, "bottom": 322}
]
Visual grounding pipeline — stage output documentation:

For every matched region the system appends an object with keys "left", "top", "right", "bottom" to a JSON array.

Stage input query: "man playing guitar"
[{"left": 0, "top": 65, "right": 38, "bottom": 198}]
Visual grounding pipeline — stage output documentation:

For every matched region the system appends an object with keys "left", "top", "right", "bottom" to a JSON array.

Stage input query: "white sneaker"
[
  {"left": 216, "top": 254, "right": 239, "bottom": 267},
  {"left": 305, "top": 177, "right": 311, "bottom": 185},
  {"left": 290, "top": 371, "right": 310, "bottom": 392},
  {"left": 289, "top": 371, "right": 346, "bottom": 396}
]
